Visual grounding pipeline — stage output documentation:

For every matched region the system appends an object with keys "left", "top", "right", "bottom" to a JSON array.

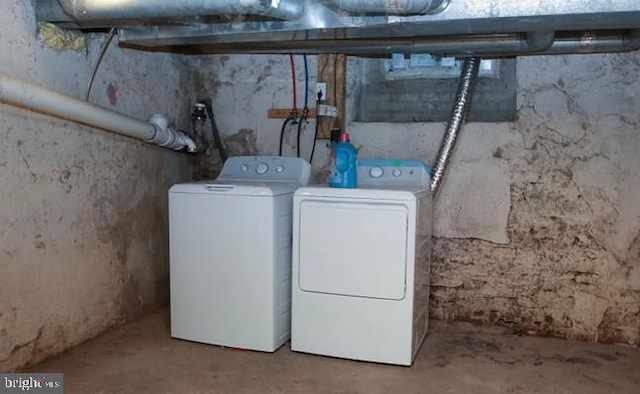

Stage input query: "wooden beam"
[
  {"left": 267, "top": 108, "right": 317, "bottom": 119},
  {"left": 316, "top": 54, "right": 346, "bottom": 139}
]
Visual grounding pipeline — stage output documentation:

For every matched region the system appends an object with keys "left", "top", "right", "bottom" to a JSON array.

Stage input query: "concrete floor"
[{"left": 30, "top": 310, "right": 639, "bottom": 393}]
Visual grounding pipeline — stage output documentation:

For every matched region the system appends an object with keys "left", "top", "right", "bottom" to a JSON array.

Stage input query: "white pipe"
[{"left": 0, "top": 72, "right": 196, "bottom": 152}]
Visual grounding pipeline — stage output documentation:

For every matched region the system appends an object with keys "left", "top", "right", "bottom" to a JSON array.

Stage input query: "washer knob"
[
  {"left": 392, "top": 168, "right": 403, "bottom": 177},
  {"left": 256, "top": 163, "right": 269, "bottom": 174},
  {"left": 275, "top": 165, "right": 285, "bottom": 173},
  {"left": 369, "top": 166, "right": 384, "bottom": 178},
  {"left": 240, "top": 164, "right": 249, "bottom": 172}
]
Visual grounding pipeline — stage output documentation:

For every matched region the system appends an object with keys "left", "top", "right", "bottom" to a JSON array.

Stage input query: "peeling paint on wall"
[
  {"left": 428, "top": 54, "right": 640, "bottom": 346},
  {"left": 223, "top": 128, "right": 257, "bottom": 156},
  {"left": 0, "top": 1, "right": 192, "bottom": 371}
]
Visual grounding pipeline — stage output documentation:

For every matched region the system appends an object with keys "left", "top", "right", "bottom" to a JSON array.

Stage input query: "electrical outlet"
[{"left": 316, "top": 82, "right": 327, "bottom": 101}]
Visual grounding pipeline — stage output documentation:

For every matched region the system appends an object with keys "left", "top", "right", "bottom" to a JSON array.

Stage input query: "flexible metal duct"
[
  {"left": 56, "top": 0, "right": 305, "bottom": 22},
  {"left": 430, "top": 57, "right": 481, "bottom": 200},
  {"left": 0, "top": 72, "right": 196, "bottom": 152},
  {"left": 326, "top": 0, "right": 449, "bottom": 15}
]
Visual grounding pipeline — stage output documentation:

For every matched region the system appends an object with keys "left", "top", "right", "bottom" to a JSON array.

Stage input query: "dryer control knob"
[
  {"left": 275, "top": 165, "right": 285, "bottom": 173},
  {"left": 256, "top": 163, "right": 269, "bottom": 174},
  {"left": 240, "top": 164, "right": 249, "bottom": 172},
  {"left": 369, "top": 166, "right": 384, "bottom": 178},
  {"left": 392, "top": 168, "right": 402, "bottom": 177}
]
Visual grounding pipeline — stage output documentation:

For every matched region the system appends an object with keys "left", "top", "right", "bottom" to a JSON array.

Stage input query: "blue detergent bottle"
[{"left": 329, "top": 132, "right": 357, "bottom": 188}]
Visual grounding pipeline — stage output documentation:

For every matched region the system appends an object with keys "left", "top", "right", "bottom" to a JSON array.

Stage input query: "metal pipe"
[
  {"left": 355, "top": 30, "right": 636, "bottom": 57},
  {"left": 168, "top": 32, "right": 556, "bottom": 56},
  {"left": 326, "top": 0, "right": 449, "bottom": 15},
  {"left": 0, "top": 72, "right": 196, "bottom": 152},
  {"left": 430, "top": 57, "right": 481, "bottom": 200},
  {"left": 536, "top": 29, "right": 640, "bottom": 55},
  {"left": 318, "top": 32, "right": 554, "bottom": 56},
  {"left": 56, "top": 0, "right": 305, "bottom": 22}
]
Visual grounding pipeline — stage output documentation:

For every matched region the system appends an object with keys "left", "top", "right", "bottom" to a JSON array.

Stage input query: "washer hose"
[{"left": 201, "top": 100, "right": 228, "bottom": 162}]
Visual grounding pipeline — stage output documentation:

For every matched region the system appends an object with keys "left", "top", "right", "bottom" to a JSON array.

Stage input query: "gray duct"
[
  {"left": 430, "top": 57, "right": 481, "bottom": 200},
  {"left": 56, "top": 0, "right": 305, "bottom": 22},
  {"left": 325, "top": 0, "right": 449, "bottom": 15}
]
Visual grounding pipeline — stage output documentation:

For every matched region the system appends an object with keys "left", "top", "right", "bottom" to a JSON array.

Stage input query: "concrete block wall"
[
  {"left": 357, "top": 58, "right": 517, "bottom": 122},
  {"left": 0, "top": 1, "right": 193, "bottom": 371}
]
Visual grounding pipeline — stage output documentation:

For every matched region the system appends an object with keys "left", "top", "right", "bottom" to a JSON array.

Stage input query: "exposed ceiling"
[{"left": 37, "top": 0, "right": 640, "bottom": 57}]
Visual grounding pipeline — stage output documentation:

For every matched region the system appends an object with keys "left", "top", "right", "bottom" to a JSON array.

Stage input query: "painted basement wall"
[
  {"left": 0, "top": 1, "right": 193, "bottom": 370},
  {"left": 195, "top": 52, "right": 640, "bottom": 345}
]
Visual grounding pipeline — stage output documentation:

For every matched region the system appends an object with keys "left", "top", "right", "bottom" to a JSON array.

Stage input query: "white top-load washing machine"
[
  {"left": 169, "top": 156, "right": 310, "bottom": 352},
  {"left": 291, "top": 159, "right": 432, "bottom": 366}
]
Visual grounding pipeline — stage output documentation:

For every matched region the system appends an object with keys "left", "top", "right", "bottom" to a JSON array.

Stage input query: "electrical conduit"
[
  {"left": 0, "top": 72, "right": 196, "bottom": 152},
  {"left": 430, "top": 57, "right": 481, "bottom": 201}
]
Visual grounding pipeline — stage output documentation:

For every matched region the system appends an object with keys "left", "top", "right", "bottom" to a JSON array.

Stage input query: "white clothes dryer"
[{"left": 291, "top": 159, "right": 432, "bottom": 365}]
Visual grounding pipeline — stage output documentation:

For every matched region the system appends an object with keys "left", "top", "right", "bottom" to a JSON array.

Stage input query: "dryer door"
[{"left": 298, "top": 200, "right": 408, "bottom": 300}]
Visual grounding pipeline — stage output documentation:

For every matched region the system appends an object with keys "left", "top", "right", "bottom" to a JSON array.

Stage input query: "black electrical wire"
[
  {"left": 86, "top": 28, "right": 116, "bottom": 101},
  {"left": 309, "top": 115, "right": 320, "bottom": 164},
  {"left": 279, "top": 116, "right": 295, "bottom": 156},
  {"left": 296, "top": 116, "right": 304, "bottom": 158},
  {"left": 201, "top": 100, "right": 228, "bottom": 162},
  {"left": 303, "top": 55, "right": 309, "bottom": 110},
  {"left": 309, "top": 88, "right": 323, "bottom": 164}
]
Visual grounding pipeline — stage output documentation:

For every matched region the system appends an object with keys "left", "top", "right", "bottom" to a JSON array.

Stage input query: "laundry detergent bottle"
[{"left": 329, "top": 132, "right": 357, "bottom": 188}]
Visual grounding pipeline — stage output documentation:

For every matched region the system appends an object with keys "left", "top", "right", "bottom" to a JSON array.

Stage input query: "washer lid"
[{"left": 170, "top": 181, "right": 298, "bottom": 196}]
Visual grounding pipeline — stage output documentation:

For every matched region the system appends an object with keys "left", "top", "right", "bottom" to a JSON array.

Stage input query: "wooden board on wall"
[
  {"left": 316, "top": 54, "right": 346, "bottom": 139},
  {"left": 267, "top": 108, "right": 317, "bottom": 119}
]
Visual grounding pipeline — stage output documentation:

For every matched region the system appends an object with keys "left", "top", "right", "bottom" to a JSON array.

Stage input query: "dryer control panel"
[
  {"left": 218, "top": 156, "right": 311, "bottom": 186},
  {"left": 357, "top": 159, "right": 431, "bottom": 188}
]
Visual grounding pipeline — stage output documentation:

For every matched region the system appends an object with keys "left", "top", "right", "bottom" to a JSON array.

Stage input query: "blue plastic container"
[{"left": 329, "top": 133, "right": 357, "bottom": 188}]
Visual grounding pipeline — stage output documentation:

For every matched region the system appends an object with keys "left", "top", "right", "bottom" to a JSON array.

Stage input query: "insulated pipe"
[
  {"left": 430, "top": 57, "right": 481, "bottom": 200},
  {"left": 56, "top": 0, "right": 305, "bottom": 22},
  {"left": 326, "top": 0, "right": 449, "bottom": 15},
  {"left": 0, "top": 72, "right": 196, "bottom": 152}
]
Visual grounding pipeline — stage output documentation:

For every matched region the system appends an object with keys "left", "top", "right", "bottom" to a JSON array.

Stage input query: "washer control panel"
[
  {"left": 357, "top": 159, "right": 431, "bottom": 188},
  {"left": 218, "top": 156, "right": 311, "bottom": 185}
]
